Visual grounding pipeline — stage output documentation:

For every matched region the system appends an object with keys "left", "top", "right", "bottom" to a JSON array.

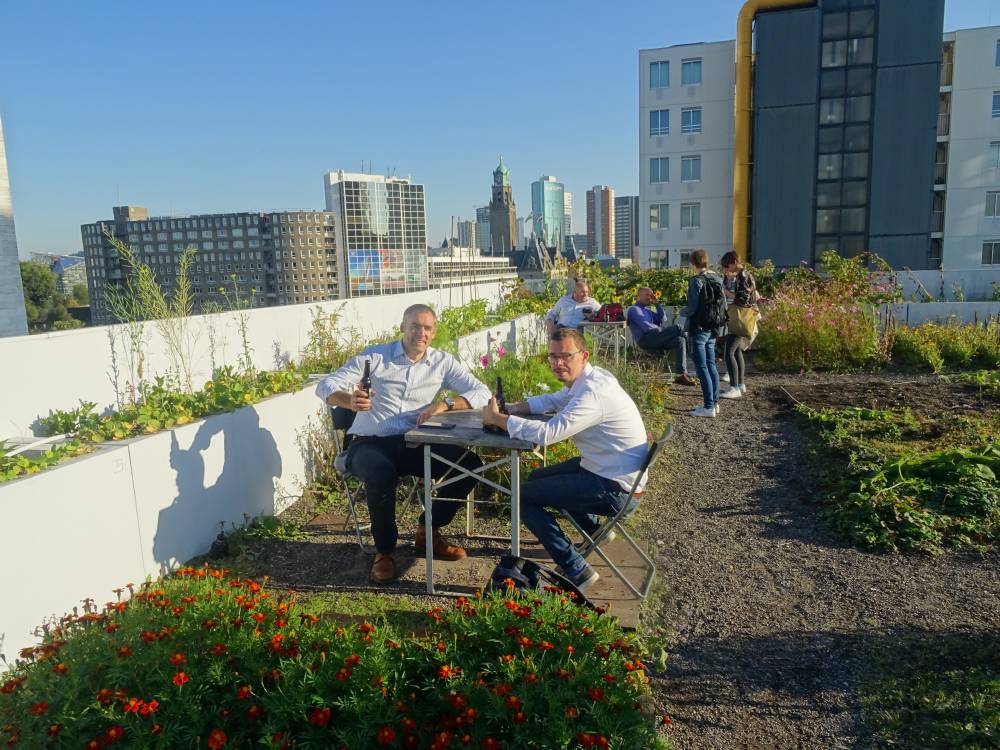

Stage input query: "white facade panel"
[
  {"left": 639, "top": 41, "right": 735, "bottom": 268},
  {"left": 0, "top": 115, "right": 28, "bottom": 337}
]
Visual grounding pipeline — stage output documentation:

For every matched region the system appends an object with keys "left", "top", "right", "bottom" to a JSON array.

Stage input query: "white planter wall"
[
  {"left": 884, "top": 302, "right": 1000, "bottom": 326},
  {"left": 0, "top": 386, "right": 322, "bottom": 661},
  {"left": 454, "top": 314, "right": 546, "bottom": 370},
  {"left": 0, "top": 281, "right": 505, "bottom": 439}
]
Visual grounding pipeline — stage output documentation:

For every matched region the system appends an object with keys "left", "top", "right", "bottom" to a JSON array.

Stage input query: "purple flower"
[
  {"left": 496, "top": 346, "right": 507, "bottom": 357},
  {"left": 480, "top": 355, "right": 490, "bottom": 367}
]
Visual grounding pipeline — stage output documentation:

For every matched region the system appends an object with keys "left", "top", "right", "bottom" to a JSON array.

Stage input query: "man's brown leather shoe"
[
  {"left": 674, "top": 374, "right": 698, "bottom": 387},
  {"left": 370, "top": 552, "right": 396, "bottom": 583},
  {"left": 415, "top": 525, "right": 467, "bottom": 561}
]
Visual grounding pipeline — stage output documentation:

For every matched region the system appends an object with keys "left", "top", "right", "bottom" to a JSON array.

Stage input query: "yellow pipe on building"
[{"left": 733, "top": 0, "right": 817, "bottom": 263}]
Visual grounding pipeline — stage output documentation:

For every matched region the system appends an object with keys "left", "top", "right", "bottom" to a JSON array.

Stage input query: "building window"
[
  {"left": 650, "top": 61, "right": 669, "bottom": 88},
  {"left": 681, "top": 155, "right": 702, "bottom": 182},
  {"left": 650, "top": 157, "right": 669, "bottom": 183},
  {"left": 649, "top": 203, "right": 669, "bottom": 230},
  {"left": 680, "top": 203, "right": 700, "bottom": 229},
  {"left": 681, "top": 107, "right": 702, "bottom": 134},
  {"left": 996, "top": 40, "right": 1000, "bottom": 67},
  {"left": 991, "top": 142, "right": 1000, "bottom": 169},
  {"left": 650, "top": 109, "right": 669, "bottom": 136},
  {"left": 679, "top": 251, "right": 693, "bottom": 267},
  {"left": 681, "top": 58, "right": 702, "bottom": 86},
  {"left": 987, "top": 191, "right": 1000, "bottom": 217},
  {"left": 984, "top": 240, "right": 1000, "bottom": 264}
]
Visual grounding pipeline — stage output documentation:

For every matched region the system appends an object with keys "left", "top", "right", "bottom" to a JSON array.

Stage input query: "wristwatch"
[{"left": 444, "top": 397, "right": 455, "bottom": 411}]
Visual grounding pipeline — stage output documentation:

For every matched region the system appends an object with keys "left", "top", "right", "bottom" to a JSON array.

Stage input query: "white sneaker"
[
  {"left": 714, "top": 404, "right": 720, "bottom": 416},
  {"left": 689, "top": 406, "right": 716, "bottom": 418},
  {"left": 720, "top": 373, "right": 730, "bottom": 383},
  {"left": 739, "top": 384, "right": 747, "bottom": 394},
  {"left": 720, "top": 387, "right": 743, "bottom": 399}
]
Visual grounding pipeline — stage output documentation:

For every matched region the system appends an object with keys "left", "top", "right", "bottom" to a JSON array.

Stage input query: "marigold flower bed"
[{"left": 0, "top": 568, "right": 665, "bottom": 749}]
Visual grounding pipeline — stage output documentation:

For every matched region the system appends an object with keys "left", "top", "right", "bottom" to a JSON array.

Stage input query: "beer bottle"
[
  {"left": 360, "top": 359, "right": 372, "bottom": 397},
  {"left": 484, "top": 376, "right": 508, "bottom": 434}
]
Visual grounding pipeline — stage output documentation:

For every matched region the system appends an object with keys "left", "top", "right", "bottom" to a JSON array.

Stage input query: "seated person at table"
[
  {"left": 545, "top": 279, "right": 601, "bottom": 335},
  {"left": 316, "top": 304, "right": 491, "bottom": 584},
  {"left": 627, "top": 287, "right": 697, "bottom": 386},
  {"left": 482, "top": 327, "right": 648, "bottom": 590}
]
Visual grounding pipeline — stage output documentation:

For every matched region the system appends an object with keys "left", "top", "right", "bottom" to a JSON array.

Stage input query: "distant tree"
[
  {"left": 71, "top": 283, "right": 89, "bottom": 305},
  {"left": 20, "top": 261, "right": 74, "bottom": 331}
]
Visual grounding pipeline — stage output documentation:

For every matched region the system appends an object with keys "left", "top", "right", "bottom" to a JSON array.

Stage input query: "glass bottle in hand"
[
  {"left": 360, "top": 359, "right": 372, "bottom": 397},
  {"left": 484, "top": 376, "right": 508, "bottom": 433}
]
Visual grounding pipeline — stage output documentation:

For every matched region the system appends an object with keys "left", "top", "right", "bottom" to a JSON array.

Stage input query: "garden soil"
[{"left": 646, "top": 370, "right": 1000, "bottom": 750}]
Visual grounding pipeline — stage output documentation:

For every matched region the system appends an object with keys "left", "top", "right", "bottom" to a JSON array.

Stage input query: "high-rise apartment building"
[
  {"left": 938, "top": 26, "right": 1000, "bottom": 267},
  {"left": 456, "top": 220, "right": 476, "bottom": 249},
  {"left": 489, "top": 160, "right": 518, "bottom": 254},
  {"left": 586, "top": 185, "right": 615, "bottom": 257},
  {"left": 324, "top": 171, "right": 428, "bottom": 296},
  {"left": 639, "top": 40, "right": 735, "bottom": 269},
  {"left": 563, "top": 192, "right": 573, "bottom": 240},
  {"left": 0, "top": 114, "right": 28, "bottom": 338},
  {"left": 475, "top": 205, "right": 491, "bottom": 252},
  {"left": 614, "top": 195, "right": 640, "bottom": 262},
  {"left": 639, "top": 2, "right": 999, "bottom": 270},
  {"left": 82, "top": 206, "right": 338, "bottom": 324},
  {"left": 531, "top": 176, "right": 565, "bottom": 250}
]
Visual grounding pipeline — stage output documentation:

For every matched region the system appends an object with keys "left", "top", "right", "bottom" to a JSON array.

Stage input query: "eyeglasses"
[{"left": 547, "top": 351, "right": 583, "bottom": 364}]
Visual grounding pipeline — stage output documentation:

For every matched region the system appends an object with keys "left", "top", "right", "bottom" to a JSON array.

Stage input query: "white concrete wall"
[
  {"left": 639, "top": 41, "right": 736, "bottom": 269},
  {"left": 886, "top": 301, "right": 1000, "bottom": 326},
  {"left": 0, "top": 114, "right": 28, "bottom": 338},
  {"left": 0, "top": 281, "right": 505, "bottom": 438},
  {"left": 896, "top": 268, "right": 1000, "bottom": 301},
  {"left": 0, "top": 386, "right": 321, "bottom": 660},
  {"left": 453, "top": 314, "right": 546, "bottom": 370},
  {"left": 942, "top": 26, "right": 1000, "bottom": 267}
]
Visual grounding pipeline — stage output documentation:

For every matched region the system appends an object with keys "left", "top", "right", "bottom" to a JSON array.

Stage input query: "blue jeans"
[
  {"left": 520, "top": 457, "right": 633, "bottom": 575},
  {"left": 691, "top": 329, "right": 720, "bottom": 408}
]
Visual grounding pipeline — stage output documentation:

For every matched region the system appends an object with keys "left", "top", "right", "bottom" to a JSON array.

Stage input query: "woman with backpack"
[
  {"left": 719, "top": 251, "right": 760, "bottom": 400},
  {"left": 683, "top": 249, "right": 727, "bottom": 418}
]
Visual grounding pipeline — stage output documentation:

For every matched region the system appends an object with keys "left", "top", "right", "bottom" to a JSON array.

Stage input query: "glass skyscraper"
[{"left": 531, "top": 176, "right": 565, "bottom": 250}]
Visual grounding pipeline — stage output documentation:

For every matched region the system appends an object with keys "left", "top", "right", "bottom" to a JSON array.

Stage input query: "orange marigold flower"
[
  {"left": 587, "top": 687, "right": 605, "bottom": 701},
  {"left": 404, "top": 735, "right": 419, "bottom": 749},
  {"left": 252, "top": 613, "right": 266, "bottom": 623},
  {"left": 207, "top": 728, "right": 227, "bottom": 749},
  {"left": 117, "top": 646, "right": 132, "bottom": 658},
  {"left": 104, "top": 726, "right": 125, "bottom": 742},
  {"left": 46, "top": 724, "right": 61, "bottom": 737},
  {"left": 140, "top": 630, "right": 157, "bottom": 643},
  {"left": 437, "top": 664, "right": 453, "bottom": 680},
  {"left": 237, "top": 685, "right": 253, "bottom": 700},
  {"left": 512, "top": 710, "right": 527, "bottom": 724},
  {"left": 246, "top": 704, "right": 264, "bottom": 720},
  {"left": 345, "top": 654, "right": 361, "bottom": 668},
  {"left": 105, "top": 623, "right": 121, "bottom": 633},
  {"left": 501, "top": 654, "right": 514, "bottom": 663},
  {"left": 140, "top": 700, "right": 159, "bottom": 717},
  {"left": 335, "top": 668, "right": 352, "bottom": 681},
  {"left": 86, "top": 740, "right": 101, "bottom": 750},
  {"left": 401, "top": 717, "right": 417, "bottom": 732},
  {"left": 172, "top": 671, "right": 190, "bottom": 686},
  {"left": 123, "top": 697, "right": 143, "bottom": 714},
  {"left": 1, "top": 677, "right": 25, "bottom": 694},
  {"left": 53, "top": 662, "right": 68, "bottom": 675},
  {"left": 309, "top": 707, "right": 331, "bottom": 727},
  {"left": 577, "top": 733, "right": 595, "bottom": 747},
  {"left": 210, "top": 643, "right": 227, "bottom": 656},
  {"left": 376, "top": 726, "right": 396, "bottom": 747},
  {"left": 448, "top": 691, "right": 467, "bottom": 709},
  {"left": 565, "top": 706, "right": 579, "bottom": 718},
  {"left": 524, "top": 673, "right": 538, "bottom": 684},
  {"left": 505, "top": 695, "right": 522, "bottom": 711},
  {"left": 464, "top": 707, "right": 478, "bottom": 722},
  {"left": 29, "top": 702, "right": 47, "bottom": 716},
  {"left": 538, "top": 641, "right": 554, "bottom": 651},
  {"left": 356, "top": 622, "right": 376, "bottom": 634},
  {"left": 150, "top": 723, "right": 162, "bottom": 735},
  {"left": 169, "top": 652, "right": 186, "bottom": 666},
  {"left": 481, "top": 739, "right": 499, "bottom": 750}
]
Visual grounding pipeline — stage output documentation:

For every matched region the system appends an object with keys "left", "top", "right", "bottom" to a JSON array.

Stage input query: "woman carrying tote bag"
[{"left": 719, "top": 251, "right": 759, "bottom": 399}]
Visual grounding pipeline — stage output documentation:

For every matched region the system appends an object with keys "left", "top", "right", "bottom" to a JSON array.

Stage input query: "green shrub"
[
  {"left": 892, "top": 321, "right": 999, "bottom": 372},
  {"left": 0, "top": 569, "right": 665, "bottom": 749},
  {"left": 891, "top": 327, "right": 945, "bottom": 372},
  {"left": 475, "top": 352, "right": 562, "bottom": 404},
  {"left": 0, "top": 440, "right": 90, "bottom": 484}
]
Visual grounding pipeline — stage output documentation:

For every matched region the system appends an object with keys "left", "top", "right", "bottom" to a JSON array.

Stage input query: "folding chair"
[
  {"left": 329, "top": 407, "right": 422, "bottom": 553},
  {"left": 564, "top": 424, "right": 673, "bottom": 599}
]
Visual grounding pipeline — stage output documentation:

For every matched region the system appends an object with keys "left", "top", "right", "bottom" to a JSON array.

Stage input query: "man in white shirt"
[
  {"left": 317, "top": 304, "right": 491, "bottom": 584},
  {"left": 482, "top": 327, "right": 648, "bottom": 590},
  {"left": 545, "top": 279, "right": 601, "bottom": 335}
]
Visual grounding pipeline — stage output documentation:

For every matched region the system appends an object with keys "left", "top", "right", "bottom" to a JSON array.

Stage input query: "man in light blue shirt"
[
  {"left": 482, "top": 327, "right": 648, "bottom": 590},
  {"left": 545, "top": 280, "right": 601, "bottom": 335},
  {"left": 316, "top": 304, "right": 491, "bottom": 583}
]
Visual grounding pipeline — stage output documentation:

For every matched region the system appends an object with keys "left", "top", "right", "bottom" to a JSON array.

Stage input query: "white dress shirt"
[
  {"left": 505, "top": 364, "right": 649, "bottom": 492},
  {"left": 315, "top": 340, "right": 491, "bottom": 437},
  {"left": 546, "top": 294, "right": 602, "bottom": 329}
]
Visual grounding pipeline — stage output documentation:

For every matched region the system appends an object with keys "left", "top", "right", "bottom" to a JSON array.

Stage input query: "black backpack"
[
  {"left": 484, "top": 555, "right": 595, "bottom": 610},
  {"left": 692, "top": 274, "right": 727, "bottom": 330}
]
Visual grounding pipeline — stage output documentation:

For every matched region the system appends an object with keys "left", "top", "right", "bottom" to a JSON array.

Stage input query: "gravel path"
[{"left": 642, "top": 370, "right": 1000, "bottom": 750}]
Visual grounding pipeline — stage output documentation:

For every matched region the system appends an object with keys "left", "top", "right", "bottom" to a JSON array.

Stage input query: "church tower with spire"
[{"left": 489, "top": 158, "right": 517, "bottom": 255}]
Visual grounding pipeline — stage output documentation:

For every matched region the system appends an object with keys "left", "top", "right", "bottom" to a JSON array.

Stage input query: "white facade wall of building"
[
  {"left": 0, "top": 115, "right": 28, "bottom": 337},
  {"left": 942, "top": 26, "right": 1000, "bottom": 267},
  {"left": 563, "top": 192, "right": 573, "bottom": 238},
  {"left": 639, "top": 41, "right": 735, "bottom": 269}
]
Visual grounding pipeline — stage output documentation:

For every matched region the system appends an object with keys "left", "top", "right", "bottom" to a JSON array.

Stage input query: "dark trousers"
[
  {"left": 346, "top": 434, "right": 482, "bottom": 553},
  {"left": 724, "top": 334, "right": 748, "bottom": 386},
  {"left": 637, "top": 324, "right": 688, "bottom": 375},
  {"left": 521, "top": 457, "right": 633, "bottom": 574}
]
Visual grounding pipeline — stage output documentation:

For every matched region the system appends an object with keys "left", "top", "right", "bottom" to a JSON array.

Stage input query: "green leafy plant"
[
  {"left": 0, "top": 568, "right": 667, "bottom": 749},
  {"left": 0, "top": 440, "right": 90, "bottom": 484},
  {"left": 891, "top": 320, "right": 999, "bottom": 372}
]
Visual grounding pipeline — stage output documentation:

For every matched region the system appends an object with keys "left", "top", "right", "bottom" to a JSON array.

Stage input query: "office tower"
[
  {"left": 475, "top": 205, "right": 491, "bottom": 252},
  {"left": 456, "top": 220, "right": 476, "bottom": 249},
  {"left": 563, "top": 191, "right": 573, "bottom": 239},
  {"left": 0, "top": 114, "right": 28, "bottom": 337},
  {"left": 530, "top": 176, "right": 565, "bottom": 250},
  {"left": 489, "top": 159, "right": 517, "bottom": 254},
  {"left": 568, "top": 233, "right": 590, "bottom": 256},
  {"left": 324, "top": 171, "right": 428, "bottom": 297},
  {"left": 614, "top": 195, "right": 639, "bottom": 262},
  {"left": 586, "top": 185, "right": 615, "bottom": 257},
  {"left": 82, "top": 206, "right": 339, "bottom": 323},
  {"left": 515, "top": 216, "right": 528, "bottom": 250}
]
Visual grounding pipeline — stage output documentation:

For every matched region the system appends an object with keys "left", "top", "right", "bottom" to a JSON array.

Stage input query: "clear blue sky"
[{"left": 1, "top": 0, "right": 995, "bottom": 256}]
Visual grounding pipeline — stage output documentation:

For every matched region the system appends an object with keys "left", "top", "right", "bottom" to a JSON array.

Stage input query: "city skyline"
[{"left": 0, "top": 0, "right": 993, "bottom": 257}]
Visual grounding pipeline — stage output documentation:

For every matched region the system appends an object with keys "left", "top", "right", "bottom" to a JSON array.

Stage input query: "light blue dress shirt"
[{"left": 315, "top": 340, "right": 491, "bottom": 436}]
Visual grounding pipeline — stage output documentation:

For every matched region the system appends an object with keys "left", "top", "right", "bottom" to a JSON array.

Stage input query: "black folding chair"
[{"left": 563, "top": 424, "right": 673, "bottom": 599}]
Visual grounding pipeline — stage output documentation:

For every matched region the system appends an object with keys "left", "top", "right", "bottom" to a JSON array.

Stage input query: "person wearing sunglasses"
[{"left": 482, "top": 327, "right": 648, "bottom": 590}]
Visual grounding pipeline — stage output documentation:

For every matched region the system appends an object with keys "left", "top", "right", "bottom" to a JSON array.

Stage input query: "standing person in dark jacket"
[
  {"left": 719, "top": 251, "right": 759, "bottom": 399},
  {"left": 682, "top": 249, "right": 725, "bottom": 418}
]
